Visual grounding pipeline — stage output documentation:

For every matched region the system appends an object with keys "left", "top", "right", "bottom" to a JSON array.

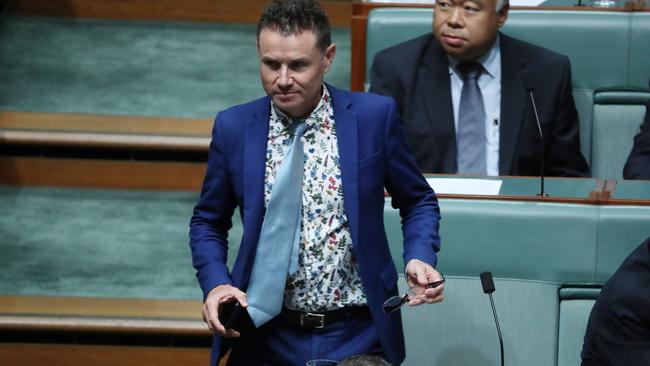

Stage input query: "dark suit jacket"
[
  {"left": 369, "top": 33, "right": 590, "bottom": 177},
  {"left": 623, "top": 100, "right": 650, "bottom": 180},
  {"left": 189, "top": 84, "right": 441, "bottom": 366},
  {"left": 581, "top": 237, "right": 650, "bottom": 365}
]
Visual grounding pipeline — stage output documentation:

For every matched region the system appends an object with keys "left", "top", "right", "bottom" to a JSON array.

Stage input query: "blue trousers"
[{"left": 226, "top": 310, "right": 384, "bottom": 366}]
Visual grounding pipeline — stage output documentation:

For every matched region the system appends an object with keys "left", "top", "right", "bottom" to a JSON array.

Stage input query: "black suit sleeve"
[
  {"left": 545, "top": 56, "right": 591, "bottom": 177},
  {"left": 369, "top": 50, "right": 405, "bottom": 116},
  {"left": 595, "top": 289, "right": 650, "bottom": 365},
  {"left": 582, "top": 238, "right": 650, "bottom": 366},
  {"left": 623, "top": 101, "right": 650, "bottom": 180}
]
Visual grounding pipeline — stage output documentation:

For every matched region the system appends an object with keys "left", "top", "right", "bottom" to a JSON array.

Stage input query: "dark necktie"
[
  {"left": 246, "top": 121, "right": 309, "bottom": 327},
  {"left": 457, "top": 62, "right": 487, "bottom": 175}
]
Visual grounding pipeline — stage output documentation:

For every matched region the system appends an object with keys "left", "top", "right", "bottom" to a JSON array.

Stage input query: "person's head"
[
  {"left": 338, "top": 354, "right": 391, "bottom": 366},
  {"left": 256, "top": 0, "right": 336, "bottom": 119},
  {"left": 433, "top": 0, "right": 509, "bottom": 62}
]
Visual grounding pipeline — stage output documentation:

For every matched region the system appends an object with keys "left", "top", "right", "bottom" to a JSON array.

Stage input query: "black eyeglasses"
[{"left": 382, "top": 273, "right": 445, "bottom": 314}]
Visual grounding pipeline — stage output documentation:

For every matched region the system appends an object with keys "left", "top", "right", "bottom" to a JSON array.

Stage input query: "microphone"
[
  {"left": 480, "top": 271, "right": 504, "bottom": 366},
  {"left": 521, "top": 73, "right": 548, "bottom": 197}
]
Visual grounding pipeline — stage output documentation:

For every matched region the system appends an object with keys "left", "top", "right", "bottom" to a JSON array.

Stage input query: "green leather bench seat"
[
  {"left": 382, "top": 196, "right": 648, "bottom": 366},
  {"left": 365, "top": 8, "right": 650, "bottom": 178},
  {"left": 557, "top": 298, "right": 597, "bottom": 366},
  {"left": 630, "top": 13, "right": 650, "bottom": 87},
  {"left": 399, "top": 276, "right": 560, "bottom": 366},
  {"left": 384, "top": 199, "right": 599, "bottom": 282},
  {"left": 595, "top": 205, "right": 650, "bottom": 281},
  {"left": 557, "top": 287, "right": 601, "bottom": 366},
  {"left": 614, "top": 180, "right": 650, "bottom": 200},
  {"left": 591, "top": 92, "right": 650, "bottom": 179}
]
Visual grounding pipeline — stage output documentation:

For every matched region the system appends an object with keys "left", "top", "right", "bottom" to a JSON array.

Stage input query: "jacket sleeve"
[
  {"left": 382, "top": 98, "right": 441, "bottom": 268},
  {"left": 545, "top": 56, "right": 591, "bottom": 177},
  {"left": 189, "top": 113, "right": 237, "bottom": 300},
  {"left": 369, "top": 50, "right": 406, "bottom": 116},
  {"left": 623, "top": 101, "right": 650, "bottom": 180}
]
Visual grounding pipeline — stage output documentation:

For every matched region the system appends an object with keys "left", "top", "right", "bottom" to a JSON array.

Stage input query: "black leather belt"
[{"left": 280, "top": 306, "right": 370, "bottom": 329}]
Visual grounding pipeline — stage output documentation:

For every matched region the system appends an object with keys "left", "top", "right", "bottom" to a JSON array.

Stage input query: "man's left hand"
[{"left": 405, "top": 259, "right": 444, "bottom": 306}]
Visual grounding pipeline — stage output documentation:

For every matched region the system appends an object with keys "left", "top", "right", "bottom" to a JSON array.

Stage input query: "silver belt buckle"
[{"left": 302, "top": 312, "right": 325, "bottom": 328}]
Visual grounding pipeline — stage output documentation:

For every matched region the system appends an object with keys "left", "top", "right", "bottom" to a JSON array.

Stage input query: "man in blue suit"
[{"left": 189, "top": 1, "right": 443, "bottom": 365}]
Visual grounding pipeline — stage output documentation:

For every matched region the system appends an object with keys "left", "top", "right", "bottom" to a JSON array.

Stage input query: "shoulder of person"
[
  {"left": 331, "top": 85, "right": 395, "bottom": 109},
  {"left": 216, "top": 96, "right": 270, "bottom": 123},
  {"left": 500, "top": 33, "right": 570, "bottom": 67},
  {"left": 374, "top": 33, "right": 435, "bottom": 62}
]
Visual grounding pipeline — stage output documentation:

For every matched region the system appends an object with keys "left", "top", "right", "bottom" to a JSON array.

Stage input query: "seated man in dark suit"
[
  {"left": 369, "top": 0, "right": 590, "bottom": 177},
  {"left": 623, "top": 97, "right": 650, "bottom": 180},
  {"left": 581, "top": 237, "right": 650, "bottom": 365}
]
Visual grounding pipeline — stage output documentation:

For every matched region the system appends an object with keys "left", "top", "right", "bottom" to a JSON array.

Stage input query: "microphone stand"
[
  {"left": 480, "top": 272, "right": 504, "bottom": 366},
  {"left": 528, "top": 90, "right": 547, "bottom": 197},
  {"left": 488, "top": 292, "right": 504, "bottom": 366}
]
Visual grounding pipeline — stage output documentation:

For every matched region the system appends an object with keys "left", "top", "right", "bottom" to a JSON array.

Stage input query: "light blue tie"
[
  {"left": 457, "top": 62, "right": 487, "bottom": 175},
  {"left": 246, "top": 121, "right": 309, "bottom": 327}
]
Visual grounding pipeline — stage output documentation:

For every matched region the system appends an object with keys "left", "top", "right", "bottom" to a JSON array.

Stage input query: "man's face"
[
  {"left": 433, "top": 0, "right": 508, "bottom": 62},
  {"left": 258, "top": 28, "right": 336, "bottom": 119}
]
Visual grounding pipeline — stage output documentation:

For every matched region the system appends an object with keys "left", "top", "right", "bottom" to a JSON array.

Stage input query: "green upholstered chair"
[
  {"left": 503, "top": 10, "right": 631, "bottom": 165},
  {"left": 630, "top": 13, "right": 650, "bottom": 90},
  {"left": 556, "top": 288, "right": 600, "bottom": 366},
  {"left": 384, "top": 199, "right": 599, "bottom": 282},
  {"left": 595, "top": 205, "right": 650, "bottom": 282},
  {"left": 398, "top": 276, "right": 560, "bottom": 366},
  {"left": 365, "top": 8, "right": 433, "bottom": 90},
  {"left": 383, "top": 196, "right": 649, "bottom": 366},
  {"left": 384, "top": 199, "right": 597, "bottom": 365},
  {"left": 590, "top": 92, "right": 650, "bottom": 179}
]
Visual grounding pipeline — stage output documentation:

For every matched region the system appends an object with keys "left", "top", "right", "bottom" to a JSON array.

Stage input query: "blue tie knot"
[
  {"left": 289, "top": 121, "right": 309, "bottom": 137},
  {"left": 458, "top": 62, "right": 483, "bottom": 81}
]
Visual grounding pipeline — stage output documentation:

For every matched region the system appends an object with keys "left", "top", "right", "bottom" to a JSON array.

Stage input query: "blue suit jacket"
[{"left": 189, "top": 84, "right": 441, "bottom": 366}]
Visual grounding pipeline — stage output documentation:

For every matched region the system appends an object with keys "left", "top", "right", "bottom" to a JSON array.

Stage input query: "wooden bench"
[{"left": 0, "top": 295, "right": 211, "bottom": 366}]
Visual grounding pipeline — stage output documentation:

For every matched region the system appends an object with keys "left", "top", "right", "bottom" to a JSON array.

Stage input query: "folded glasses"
[{"left": 382, "top": 273, "right": 445, "bottom": 314}]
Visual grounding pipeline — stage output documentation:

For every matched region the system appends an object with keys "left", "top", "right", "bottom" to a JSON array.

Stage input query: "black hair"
[
  {"left": 257, "top": 0, "right": 331, "bottom": 53},
  {"left": 339, "top": 355, "right": 391, "bottom": 366}
]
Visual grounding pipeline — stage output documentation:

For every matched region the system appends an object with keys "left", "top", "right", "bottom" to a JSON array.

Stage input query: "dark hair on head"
[
  {"left": 339, "top": 354, "right": 391, "bottom": 366},
  {"left": 257, "top": 0, "right": 331, "bottom": 53}
]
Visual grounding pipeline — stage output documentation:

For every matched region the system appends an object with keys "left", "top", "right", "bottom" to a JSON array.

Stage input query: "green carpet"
[
  {"left": 0, "top": 16, "right": 351, "bottom": 118},
  {"left": 0, "top": 15, "right": 348, "bottom": 300},
  {"left": 0, "top": 186, "right": 243, "bottom": 300}
]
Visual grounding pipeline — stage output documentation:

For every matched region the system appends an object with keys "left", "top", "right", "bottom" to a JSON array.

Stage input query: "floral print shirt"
[{"left": 265, "top": 85, "right": 366, "bottom": 311}]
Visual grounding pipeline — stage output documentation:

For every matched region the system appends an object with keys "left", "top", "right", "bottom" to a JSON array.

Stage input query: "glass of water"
[{"left": 305, "top": 359, "right": 339, "bottom": 366}]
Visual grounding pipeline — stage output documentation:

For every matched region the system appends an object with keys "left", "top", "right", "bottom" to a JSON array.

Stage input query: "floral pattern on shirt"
[{"left": 265, "top": 85, "right": 366, "bottom": 311}]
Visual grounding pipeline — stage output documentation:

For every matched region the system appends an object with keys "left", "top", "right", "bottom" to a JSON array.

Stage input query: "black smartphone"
[{"left": 218, "top": 301, "right": 243, "bottom": 330}]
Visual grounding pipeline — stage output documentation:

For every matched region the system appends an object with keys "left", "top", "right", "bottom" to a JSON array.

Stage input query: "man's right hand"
[{"left": 202, "top": 284, "right": 248, "bottom": 338}]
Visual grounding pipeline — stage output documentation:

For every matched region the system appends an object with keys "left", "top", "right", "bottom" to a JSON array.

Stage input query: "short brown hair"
[{"left": 257, "top": 0, "right": 332, "bottom": 53}]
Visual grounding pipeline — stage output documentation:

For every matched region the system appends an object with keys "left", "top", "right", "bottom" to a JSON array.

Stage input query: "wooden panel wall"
[
  {"left": 0, "top": 157, "right": 205, "bottom": 191},
  {"left": 0, "top": 344, "right": 210, "bottom": 366},
  {"left": 4, "top": 0, "right": 353, "bottom": 26}
]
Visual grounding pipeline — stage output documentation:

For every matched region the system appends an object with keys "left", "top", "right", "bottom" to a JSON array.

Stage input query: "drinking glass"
[{"left": 305, "top": 359, "right": 339, "bottom": 366}]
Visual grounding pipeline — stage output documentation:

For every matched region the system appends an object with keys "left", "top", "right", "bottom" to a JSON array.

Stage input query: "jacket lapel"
[
  {"left": 329, "top": 84, "right": 360, "bottom": 247},
  {"left": 416, "top": 40, "right": 457, "bottom": 173},
  {"left": 499, "top": 34, "right": 527, "bottom": 175},
  {"left": 241, "top": 98, "right": 271, "bottom": 283}
]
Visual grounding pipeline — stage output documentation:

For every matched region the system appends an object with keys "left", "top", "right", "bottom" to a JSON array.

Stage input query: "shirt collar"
[
  {"left": 270, "top": 84, "right": 331, "bottom": 138},
  {"left": 447, "top": 34, "right": 501, "bottom": 80}
]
